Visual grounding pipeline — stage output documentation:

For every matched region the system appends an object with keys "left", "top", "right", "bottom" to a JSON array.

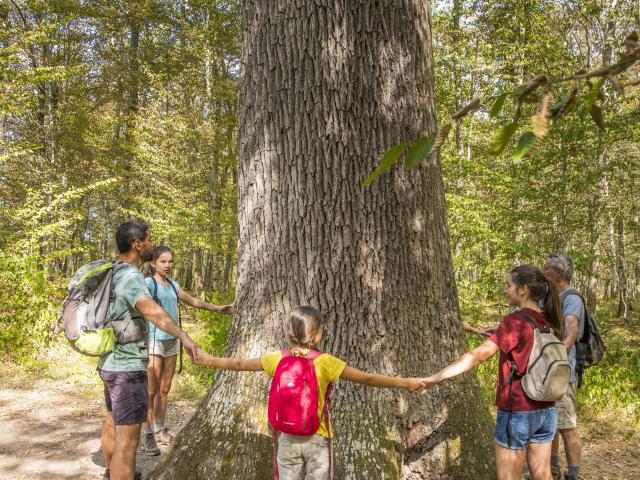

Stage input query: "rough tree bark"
[{"left": 151, "top": 2, "right": 494, "bottom": 478}]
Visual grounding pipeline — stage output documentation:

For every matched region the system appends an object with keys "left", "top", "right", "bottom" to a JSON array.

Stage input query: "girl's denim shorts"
[{"left": 494, "top": 406, "right": 557, "bottom": 450}]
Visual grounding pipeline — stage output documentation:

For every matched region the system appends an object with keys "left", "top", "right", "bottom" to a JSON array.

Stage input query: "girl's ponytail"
[
  {"left": 542, "top": 275, "right": 564, "bottom": 339},
  {"left": 510, "top": 265, "right": 564, "bottom": 339},
  {"left": 146, "top": 262, "right": 156, "bottom": 277}
]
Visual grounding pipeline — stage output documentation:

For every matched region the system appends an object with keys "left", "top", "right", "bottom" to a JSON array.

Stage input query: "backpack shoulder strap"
[
  {"left": 516, "top": 310, "right": 549, "bottom": 333},
  {"left": 151, "top": 277, "right": 159, "bottom": 303},
  {"left": 108, "top": 261, "right": 134, "bottom": 303},
  {"left": 559, "top": 287, "right": 582, "bottom": 303},
  {"left": 167, "top": 278, "right": 179, "bottom": 300},
  {"left": 304, "top": 350, "right": 323, "bottom": 361}
]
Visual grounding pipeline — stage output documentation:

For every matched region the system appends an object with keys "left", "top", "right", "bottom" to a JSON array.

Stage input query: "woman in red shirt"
[{"left": 423, "top": 265, "right": 564, "bottom": 480}]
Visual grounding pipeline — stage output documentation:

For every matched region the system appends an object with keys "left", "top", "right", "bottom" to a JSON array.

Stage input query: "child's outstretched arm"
[
  {"left": 178, "top": 290, "right": 234, "bottom": 315},
  {"left": 340, "top": 366, "right": 426, "bottom": 392},
  {"left": 195, "top": 351, "right": 263, "bottom": 371},
  {"left": 422, "top": 339, "right": 498, "bottom": 390}
]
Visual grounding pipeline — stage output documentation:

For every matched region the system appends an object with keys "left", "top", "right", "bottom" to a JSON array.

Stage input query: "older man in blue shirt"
[{"left": 544, "top": 254, "right": 584, "bottom": 480}]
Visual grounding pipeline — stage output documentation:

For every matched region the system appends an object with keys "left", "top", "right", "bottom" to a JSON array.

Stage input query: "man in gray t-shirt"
[
  {"left": 544, "top": 254, "right": 583, "bottom": 480},
  {"left": 99, "top": 222, "right": 201, "bottom": 480}
]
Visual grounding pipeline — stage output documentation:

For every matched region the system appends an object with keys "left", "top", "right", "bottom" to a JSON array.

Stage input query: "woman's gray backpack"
[{"left": 506, "top": 310, "right": 570, "bottom": 402}]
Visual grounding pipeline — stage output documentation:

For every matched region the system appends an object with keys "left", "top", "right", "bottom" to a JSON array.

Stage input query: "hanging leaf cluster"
[{"left": 364, "top": 31, "right": 640, "bottom": 188}]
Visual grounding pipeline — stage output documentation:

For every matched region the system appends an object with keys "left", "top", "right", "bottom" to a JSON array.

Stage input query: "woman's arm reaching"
[{"left": 422, "top": 339, "right": 499, "bottom": 389}]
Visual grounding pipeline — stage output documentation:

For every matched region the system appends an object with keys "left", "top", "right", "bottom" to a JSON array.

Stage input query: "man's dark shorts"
[{"left": 100, "top": 370, "right": 148, "bottom": 425}]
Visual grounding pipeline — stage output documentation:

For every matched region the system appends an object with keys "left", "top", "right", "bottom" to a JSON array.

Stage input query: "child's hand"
[
  {"left": 193, "top": 350, "right": 215, "bottom": 366},
  {"left": 217, "top": 304, "right": 234, "bottom": 315},
  {"left": 405, "top": 377, "right": 429, "bottom": 392},
  {"left": 418, "top": 376, "right": 440, "bottom": 394}
]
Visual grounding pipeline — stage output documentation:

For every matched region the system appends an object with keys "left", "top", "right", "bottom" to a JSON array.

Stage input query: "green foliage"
[
  {"left": 431, "top": 0, "right": 640, "bottom": 322},
  {"left": 1, "top": 0, "right": 241, "bottom": 361},
  {"left": 512, "top": 132, "right": 537, "bottom": 161},
  {"left": 178, "top": 289, "right": 235, "bottom": 386},
  {"left": 581, "top": 78, "right": 605, "bottom": 120},
  {"left": 489, "top": 93, "right": 509, "bottom": 119},
  {"left": 362, "top": 144, "right": 406, "bottom": 188},
  {"left": 490, "top": 122, "right": 519, "bottom": 154},
  {"left": 404, "top": 136, "right": 435, "bottom": 169},
  {"left": 0, "top": 249, "right": 61, "bottom": 366}
]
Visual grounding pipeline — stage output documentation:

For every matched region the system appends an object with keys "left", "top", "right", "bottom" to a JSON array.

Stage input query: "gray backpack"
[
  {"left": 61, "top": 260, "right": 146, "bottom": 356},
  {"left": 505, "top": 310, "right": 570, "bottom": 402}
]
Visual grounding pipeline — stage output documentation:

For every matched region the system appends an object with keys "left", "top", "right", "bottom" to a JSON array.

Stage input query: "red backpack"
[{"left": 268, "top": 350, "right": 333, "bottom": 479}]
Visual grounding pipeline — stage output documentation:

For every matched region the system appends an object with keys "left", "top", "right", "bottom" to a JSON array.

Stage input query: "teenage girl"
[
  {"left": 141, "top": 245, "right": 233, "bottom": 455},
  {"left": 195, "top": 305, "right": 426, "bottom": 480},
  {"left": 422, "top": 265, "right": 564, "bottom": 480}
]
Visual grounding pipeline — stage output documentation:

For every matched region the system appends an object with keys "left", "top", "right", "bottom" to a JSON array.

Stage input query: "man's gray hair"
[{"left": 547, "top": 253, "right": 574, "bottom": 281}]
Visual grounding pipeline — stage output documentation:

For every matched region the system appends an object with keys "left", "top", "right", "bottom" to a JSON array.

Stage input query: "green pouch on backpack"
[{"left": 74, "top": 328, "right": 116, "bottom": 357}]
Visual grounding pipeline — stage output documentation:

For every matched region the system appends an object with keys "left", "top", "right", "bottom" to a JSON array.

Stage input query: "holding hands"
[
  {"left": 404, "top": 376, "right": 440, "bottom": 393},
  {"left": 404, "top": 377, "right": 433, "bottom": 392},
  {"left": 180, "top": 332, "right": 202, "bottom": 362}
]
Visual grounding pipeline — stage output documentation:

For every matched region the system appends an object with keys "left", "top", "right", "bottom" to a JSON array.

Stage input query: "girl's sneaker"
[{"left": 155, "top": 427, "right": 175, "bottom": 445}]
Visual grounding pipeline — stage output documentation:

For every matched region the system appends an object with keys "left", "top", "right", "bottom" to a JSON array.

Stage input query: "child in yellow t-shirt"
[{"left": 195, "top": 305, "right": 426, "bottom": 480}]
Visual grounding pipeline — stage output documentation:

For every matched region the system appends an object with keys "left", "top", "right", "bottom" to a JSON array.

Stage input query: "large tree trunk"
[{"left": 151, "top": 2, "right": 494, "bottom": 478}]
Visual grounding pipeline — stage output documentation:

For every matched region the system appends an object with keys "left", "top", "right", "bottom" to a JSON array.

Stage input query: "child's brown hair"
[{"left": 284, "top": 306, "right": 323, "bottom": 349}]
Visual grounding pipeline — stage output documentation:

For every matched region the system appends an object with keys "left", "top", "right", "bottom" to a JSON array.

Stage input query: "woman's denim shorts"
[{"left": 494, "top": 407, "right": 557, "bottom": 450}]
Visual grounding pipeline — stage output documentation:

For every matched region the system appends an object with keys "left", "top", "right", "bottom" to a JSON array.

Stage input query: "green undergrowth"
[
  {"left": 465, "top": 301, "right": 640, "bottom": 440},
  {"left": 0, "top": 290, "right": 235, "bottom": 405}
]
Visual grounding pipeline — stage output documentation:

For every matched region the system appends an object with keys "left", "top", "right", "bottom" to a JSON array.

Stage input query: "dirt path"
[
  {"left": 0, "top": 376, "right": 197, "bottom": 480},
  {"left": 0, "top": 371, "right": 638, "bottom": 479}
]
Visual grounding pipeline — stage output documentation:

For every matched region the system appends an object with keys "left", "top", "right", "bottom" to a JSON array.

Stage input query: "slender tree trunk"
[
  {"left": 151, "top": 2, "right": 494, "bottom": 479},
  {"left": 616, "top": 216, "right": 629, "bottom": 318},
  {"left": 585, "top": 150, "right": 607, "bottom": 315},
  {"left": 452, "top": 0, "right": 463, "bottom": 157},
  {"left": 221, "top": 235, "right": 235, "bottom": 291}
]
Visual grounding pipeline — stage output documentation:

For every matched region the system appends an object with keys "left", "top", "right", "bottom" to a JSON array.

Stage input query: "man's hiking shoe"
[
  {"left": 155, "top": 427, "right": 175, "bottom": 445},
  {"left": 564, "top": 473, "right": 580, "bottom": 480},
  {"left": 103, "top": 470, "right": 142, "bottom": 479},
  {"left": 141, "top": 432, "right": 161, "bottom": 456}
]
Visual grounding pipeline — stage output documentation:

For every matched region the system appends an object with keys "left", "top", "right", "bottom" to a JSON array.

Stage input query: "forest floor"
[
  {"left": 0, "top": 345, "right": 203, "bottom": 480},
  {"left": 1, "top": 320, "right": 639, "bottom": 480}
]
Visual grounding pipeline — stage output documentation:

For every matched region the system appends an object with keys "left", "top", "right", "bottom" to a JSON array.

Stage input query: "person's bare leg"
[
  {"left": 144, "top": 354, "right": 163, "bottom": 431},
  {"left": 560, "top": 429, "right": 581, "bottom": 473},
  {"left": 496, "top": 443, "right": 527, "bottom": 480},
  {"left": 101, "top": 412, "right": 116, "bottom": 471},
  {"left": 526, "top": 442, "right": 553, "bottom": 480},
  {"left": 551, "top": 432, "right": 560, "bottom": 457},
  {"left": 550, "top": 432, "right": 561, "bottom": 477},
  {"left": 154, "top": 354, "right": 177, "bottom": 427},
  {"left": 110, "top": 423, "right": 141, "bottom": 480}
]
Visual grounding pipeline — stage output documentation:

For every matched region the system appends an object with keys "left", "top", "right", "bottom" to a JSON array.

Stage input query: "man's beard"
[{"left": 141, "top": 249, "right": 153, "bottom": 262}]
